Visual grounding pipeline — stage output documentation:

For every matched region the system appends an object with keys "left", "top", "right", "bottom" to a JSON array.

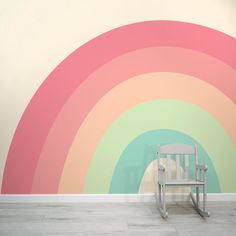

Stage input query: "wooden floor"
[{"left": 0, "top": 201, "right": 236, "bottom": 235}]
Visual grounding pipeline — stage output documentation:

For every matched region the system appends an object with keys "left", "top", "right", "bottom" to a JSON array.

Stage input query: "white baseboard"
[{"left": 0, "top": 193, "right": 236, "bottom": 203}]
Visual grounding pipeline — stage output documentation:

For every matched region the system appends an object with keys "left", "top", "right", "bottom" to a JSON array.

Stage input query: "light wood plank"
[{"left": 0, "top": 202, "right": 236, "bottom": 235}]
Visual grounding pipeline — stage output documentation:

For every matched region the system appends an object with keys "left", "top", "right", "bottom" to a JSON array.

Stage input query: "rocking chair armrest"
[
  {"left": 196, "top": 164, "right": 208, "bottom": 183},
  {"left": 196, "top": 164, "right": 208, "bottom": 172},
  {"left": 158, "top": 165, "right": 166, "bottom": 185},
  {"left": 158, "top": 165, "right": 165, "bottom": 172}
]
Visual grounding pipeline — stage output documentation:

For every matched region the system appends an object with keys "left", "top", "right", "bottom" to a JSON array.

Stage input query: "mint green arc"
[{"left": 83, "top": 100, "right": 236, "bottom": 193}]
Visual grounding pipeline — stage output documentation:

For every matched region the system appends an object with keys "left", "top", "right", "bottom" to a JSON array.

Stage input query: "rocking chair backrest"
[{"left": 157, "top": 144, "right": 198, "bottom": 181}]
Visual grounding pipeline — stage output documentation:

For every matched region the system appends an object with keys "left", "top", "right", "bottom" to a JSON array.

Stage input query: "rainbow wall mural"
[{"left": 1, "top": 21, "right": 236, "bottom": 194}]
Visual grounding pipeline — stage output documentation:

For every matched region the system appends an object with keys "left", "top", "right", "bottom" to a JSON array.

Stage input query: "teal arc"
[{"left": 109, "top": 129, "right": 221, "bottom": 193}]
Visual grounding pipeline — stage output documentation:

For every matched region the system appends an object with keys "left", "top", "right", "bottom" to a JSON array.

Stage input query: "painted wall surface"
[{"left": 1, "top": 0, "right": 236, "bottom": 194}]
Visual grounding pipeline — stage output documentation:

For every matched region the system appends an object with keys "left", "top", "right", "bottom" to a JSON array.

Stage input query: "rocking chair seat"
[{"left": 165, "top": 180, "right": 204, "bottom": 186}]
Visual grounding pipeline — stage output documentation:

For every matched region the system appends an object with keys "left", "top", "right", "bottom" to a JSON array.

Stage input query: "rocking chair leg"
[
  {"left": 162, "top": 185, "right": 166, "bottom": 214},
  {"left": 158, "top": 184, "right": 162, "bottom": 207},
  {"left": 161, "top": 184, "right": 168, "bottom": 218},
  {"left": 196, "top": 186, "right": 199, "bottom": 208},
  {"left": 190, "top": 191, "right": 210, "bottom": 217},
  {"left": 158, "top": 184, "right": 168, "bottom": 218},
  {"left": 203, "top": 184, "right": 207, "bottom": 212}
]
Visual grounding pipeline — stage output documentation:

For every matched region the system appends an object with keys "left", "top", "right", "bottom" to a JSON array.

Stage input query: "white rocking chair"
[{"left": 156, "top": 143, "right": 210, "bottom": 218}]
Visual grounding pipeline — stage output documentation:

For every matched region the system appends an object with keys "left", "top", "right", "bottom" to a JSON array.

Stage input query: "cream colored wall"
[{"left": 0, "top": 0, "right": 236, "bottom": 190}]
